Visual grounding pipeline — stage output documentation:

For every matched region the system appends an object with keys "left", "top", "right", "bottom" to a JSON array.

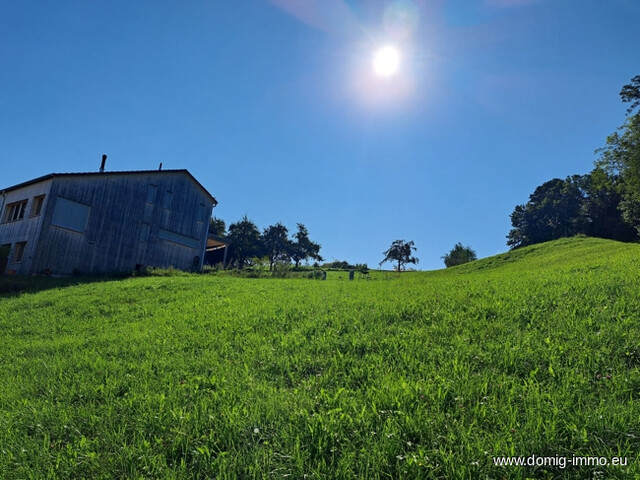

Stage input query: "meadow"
[{"left": 0, "top": 237, "right": 638, "bottom": 479}]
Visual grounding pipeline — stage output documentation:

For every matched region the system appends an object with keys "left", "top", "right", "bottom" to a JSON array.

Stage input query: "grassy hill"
[
  {"left": 0, "top": 237, "right": 638, "bottom": 479},
  {"left": 438, "top": 236, "right": 639, "bottom": 274}
]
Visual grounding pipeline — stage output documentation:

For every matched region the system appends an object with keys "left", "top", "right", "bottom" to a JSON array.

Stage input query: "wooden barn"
[{"left": 0, "top": 165, "right": 217, "bottom": 275}]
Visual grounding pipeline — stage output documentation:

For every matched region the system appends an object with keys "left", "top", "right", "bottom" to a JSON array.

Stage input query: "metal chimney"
[
  {"left": 158, "top": 162, "right": 163, "bottom": 171},
  {"left": 100, "top": 154, "right": 107, "bottom": 173}
]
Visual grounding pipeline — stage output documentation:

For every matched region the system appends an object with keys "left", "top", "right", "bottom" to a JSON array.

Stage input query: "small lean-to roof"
[
  {"left": 206, "top": 234, "right": 230, "bottom": 251},
  {"left": 0, "top": 169, "right": 217, "bottom": 206}
]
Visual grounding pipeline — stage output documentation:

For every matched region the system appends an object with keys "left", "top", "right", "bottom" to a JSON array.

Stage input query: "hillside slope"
[
  {"left": 0, "top": 236, "right": 639, "bottom": 479},
  {"left": 436, "top": 236, "right": 640, "bottom": 274}
]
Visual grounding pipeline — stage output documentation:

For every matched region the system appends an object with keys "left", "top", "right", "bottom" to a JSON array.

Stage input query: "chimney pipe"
[
  {"left": 100, "top": 154, "right": 107, "bottom": 173},
  {"left": 158, "top": 162, "right": 163, "bottom": 171}
]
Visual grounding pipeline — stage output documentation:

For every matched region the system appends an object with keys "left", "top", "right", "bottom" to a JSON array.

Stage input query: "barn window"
[
  {"left": 51, "top": 197, "right": 90, "bottom": 233},
  {"left": 12, "top": 242, "right": 27, "bottom": 262},
  {"left": 3, "top": 200, "right": 28, "bottom": 223},
  {"left": 30, "top": 195, "right": 45, "bottom": 217},
  {"left": 140, "top": 223, "right": 150, "bottom": 242},
  {"left": 163, "top": 190, "right": 173, "bottom": 209},
  {"left": 146, "top": 184, "right": 157, "bottom": 203}
]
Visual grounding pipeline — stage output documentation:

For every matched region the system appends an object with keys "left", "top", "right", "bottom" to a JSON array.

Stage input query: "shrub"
[
  {"left": 442, "top": 243, "right": 478, "bottom": 267},
  {"left": 307, "top": 270, "right": 325, "bottom": 280}
]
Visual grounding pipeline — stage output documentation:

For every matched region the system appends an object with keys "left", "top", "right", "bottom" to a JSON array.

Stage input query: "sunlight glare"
[{"left": 373, "top": 45, "right": 400, "bottom": 77}]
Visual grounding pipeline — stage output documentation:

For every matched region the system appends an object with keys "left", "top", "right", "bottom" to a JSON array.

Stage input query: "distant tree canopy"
[
  {"left": 380, "top": 240, "right": 419, "bottom": 272},
  {"left": 262, "top": 223, "right": 291, "bottom": 271},
  {"left": 226, "top": 216, "right": 262, "bottom": 269},
  {"left": 507, "top": 170, "right": 636, "bottom": 249},
  {"left": 210, "top": 217, "right": 322, "bottom": 270},
  {"left": 596, "top": 75, "right": 640, "bottom": 235},
  {"left": 291, "top": 223, "right": 323, "bottom": 268},
  {"left": 581, "top": 168, "right": 636, "bottom": 241},
  {"left": 321, "top": 260, "right": 369, "bottom": 273},
  {"left": 442, "top": 243, "right": 477, "bottom": 267},
  {"left": 507, "top": 176, "right": 585, "bottom": 248},
  {"left": 619, "top": 75, "right": 640, "bottom": 114},
  {"left": 322, "top": 260, "right": 355, "bottom": 270},
  {"left": 507, "top": 77, "right": 640, "bottom": 249},
  {"left": 208, "top": 217, "right": 226, "bottom": 237}
]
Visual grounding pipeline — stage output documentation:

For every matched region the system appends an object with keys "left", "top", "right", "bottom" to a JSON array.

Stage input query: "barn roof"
[{"left": 0, "top": 169, "right": 217, "bottom": 206}]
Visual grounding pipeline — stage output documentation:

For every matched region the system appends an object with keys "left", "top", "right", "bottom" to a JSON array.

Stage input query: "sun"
[{"left": 373, "top": 45, "right": 400, "bottom": 77}]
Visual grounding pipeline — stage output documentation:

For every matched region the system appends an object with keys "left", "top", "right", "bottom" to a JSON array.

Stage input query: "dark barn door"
[{"left": 0, "top": 244, "right": 9, "bottom": 275}]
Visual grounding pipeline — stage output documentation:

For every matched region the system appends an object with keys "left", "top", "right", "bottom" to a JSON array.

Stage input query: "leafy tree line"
[
  {"left": 598, "top": 75, "right": 640, "bottom": 234},
  {"left": 321, "top": 260, "right": 370, "bottom": 273},
  {"left": 207, "top": 216, "right": 322, "bottom": 270},
  {"left": 508, "top": 76, "right": 640, "bottom": 249}
]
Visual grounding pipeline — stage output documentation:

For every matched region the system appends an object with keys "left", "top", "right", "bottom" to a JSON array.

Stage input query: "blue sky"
[{"left": 1, "top": 0, "right": 639, "bottom": 269}]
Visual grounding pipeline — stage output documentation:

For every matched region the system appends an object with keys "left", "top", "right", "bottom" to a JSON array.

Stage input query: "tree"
[
  {"left": 290, "top": 223, "right": 323, "bottom": 268},
  {"left": 507, "top": 176, "right": 586, "bottom": 248},
  {"left": 322, "top": 260, "right": 354, "bottom": 270},
  {"left": 598, "top": 116, "right": 640, "bottom": 233},
  {"left": 620, "top": 75, "right": 640, "bottom": 115},
  {"left": 442, "top": 243, "right": 477, "bottom": 267},
  {"left": 581, "top": 168, "right": 637, "bottom": 242},
  {"left": 507, "top": 169, "right": 637, "bottom": 249},
  {"left": 208, "top": 217, "right": 226, "bottom": 237},
  {"left": 507, "top": 77, "right": 640, "bottom": 249},
  {"left": 226, "top": 216, "right": 262, "bottom": 269},
  {"left": 597, "top": 76, "right": 640, "bottom": 233},
  {"left": 262, "top": 223, "right": 291, "bottom": 271},
  {"left": 379, "top": 240, "right": 419, "bottom": 272}
]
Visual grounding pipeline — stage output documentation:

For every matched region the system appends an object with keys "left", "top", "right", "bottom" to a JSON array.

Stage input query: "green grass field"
[{"left": 1, "top": 237, "right": 639, "bottom": 479}]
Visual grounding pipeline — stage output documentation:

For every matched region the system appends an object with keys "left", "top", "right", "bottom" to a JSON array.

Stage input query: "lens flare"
[{"left": 383, "top": 0, "right": 420, "bottom": 40}]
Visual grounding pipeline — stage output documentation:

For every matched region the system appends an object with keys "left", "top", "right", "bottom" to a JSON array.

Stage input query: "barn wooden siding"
[
  {"left": 1, "top": 170, "right": 214, "bottom": 275},
  {"left": 0, "top": 179, "right": 53, "bottom": 274}
]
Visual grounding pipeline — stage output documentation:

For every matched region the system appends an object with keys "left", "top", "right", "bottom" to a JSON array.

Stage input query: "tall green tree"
[
  {"left": 379, "top": 240, "right": 419, "bottom": 272},
  {"left": 290, "top": 223, "right": 323, "bottom": 268},
  {"left": 442, "top": 243, "right": 477, "bottom": 267},
  {"left": 620, "top": 75, "right": 640, "bottom": 114},
  {"left": 227, "top": 216, "right": 262, "bottom": 269},
  {"left": 507, "top": 170, "right": 636, "bottom": 249},
  {"left": 581, "top": 168, "right": 637, "bottom": 242},
  {"left": 262, "top": 223, "right": 291, "bottom": 271},
  {"left": 507, "top": 177, "right": 585, "bottom": 248},
  {"left": 208, "top": 217, "right": 226, "bottom": 237},
  {"left": 597, "top": 76, "right": 640, "bottom": 233}
]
